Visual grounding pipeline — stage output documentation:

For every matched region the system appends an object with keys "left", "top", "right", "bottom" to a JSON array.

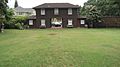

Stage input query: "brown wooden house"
[{"left": 27, "top": 3, "right": 86, "bottom": 28}]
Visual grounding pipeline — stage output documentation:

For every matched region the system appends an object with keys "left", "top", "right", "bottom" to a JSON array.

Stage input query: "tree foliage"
[
  {"left": 81, "top": 0, "right": 120, "bottom": 16},
  {"left": 5, "top": 16, "right": 28, "bottom": 29},
  {"left": 0, "top": 0, "right": 9, "bottom": 20},
  {"left": 0, "top": 0, "right": 8, "bottom": 32}
]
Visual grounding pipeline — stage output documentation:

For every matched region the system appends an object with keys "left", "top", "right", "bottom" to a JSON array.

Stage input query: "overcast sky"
[{"left": 8, "top": 0, "right": 88, "bottom": 8}]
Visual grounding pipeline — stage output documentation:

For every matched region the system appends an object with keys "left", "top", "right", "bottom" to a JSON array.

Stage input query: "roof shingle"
[{"left": 33, "top": 3, "right": 80, "bottom": 9}]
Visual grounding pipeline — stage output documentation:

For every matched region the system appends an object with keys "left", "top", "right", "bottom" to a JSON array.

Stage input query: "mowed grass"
[{"left": 0, "top": 28, "right": 120, "bottom": 67}]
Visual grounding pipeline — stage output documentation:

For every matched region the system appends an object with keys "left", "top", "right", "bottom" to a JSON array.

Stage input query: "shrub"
[
  {"left": 4, "top": 16, "right": 28, "bottom": 29},
  {"left": 15, "top": 23, "right": 23, "bottom": 30}
]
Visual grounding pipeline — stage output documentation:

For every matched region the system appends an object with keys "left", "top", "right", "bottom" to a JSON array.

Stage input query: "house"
[
  {"left": 14, "top": 0, "right": 36, "bottom": 16},
  {"left": 27, "top": 3, "right": 86, "bottom": 28},
  {"left": 14, "top": 6, "right": 36, "bottom": 16}
]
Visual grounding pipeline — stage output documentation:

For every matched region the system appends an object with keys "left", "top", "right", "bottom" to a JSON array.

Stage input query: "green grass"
[{"left": 0, "top": 28, "right": 120, "bottom": 67}]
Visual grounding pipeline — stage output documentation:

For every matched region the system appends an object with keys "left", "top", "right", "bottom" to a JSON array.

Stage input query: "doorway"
[{"left": 51, "top": 18, "right": 62, "bottom": 28}]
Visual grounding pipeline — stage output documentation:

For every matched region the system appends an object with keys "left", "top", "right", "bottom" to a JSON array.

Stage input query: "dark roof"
[{"left": 33, "top": 3, "right": 80, "bottom": 9}]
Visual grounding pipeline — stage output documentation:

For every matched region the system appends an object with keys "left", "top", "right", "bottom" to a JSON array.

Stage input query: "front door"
[{"left": 51, "top": 18, "right": 62, "bottom": 28}]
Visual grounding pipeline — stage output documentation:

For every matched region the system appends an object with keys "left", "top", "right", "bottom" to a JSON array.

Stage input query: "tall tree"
[
  {"left": 0, "top": 0, "right": 8, "bottom": 32},
  {"left": 14, "top": 0, "right": 18, "bottom": 8}
]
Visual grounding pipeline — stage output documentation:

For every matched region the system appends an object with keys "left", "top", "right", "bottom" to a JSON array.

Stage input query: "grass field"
[{"left": 0, "top": 28, "right": 120, "bottom": 67}]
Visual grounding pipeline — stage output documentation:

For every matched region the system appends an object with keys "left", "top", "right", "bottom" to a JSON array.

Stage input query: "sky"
[{"left": 7, "top": 0, "right": 88, "bottom": 8}]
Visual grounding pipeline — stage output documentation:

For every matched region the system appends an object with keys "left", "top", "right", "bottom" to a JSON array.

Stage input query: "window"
[
  {"left": 68, "top": 19, "right": 73, "bottom": 25},
  {"left": 41, "top": 19, "right": 45, "bottom": 26},
  {"left": 68, "top": 8, "right": 72, "bottom": 15},
  {"left": 54, "top": 8, "right": 59, "bottom": 15},
  {"left": 29, "top": 20, "right": 33, "bottom": 25},
  {"left": 81, "top": 20, "right": 85, "bottom": 24},
  {"left": 19, "top": 12, "right": 23, "bottom": 15},
  {"left": 41, "top": 9, "right": 45, "bottom": 15}
]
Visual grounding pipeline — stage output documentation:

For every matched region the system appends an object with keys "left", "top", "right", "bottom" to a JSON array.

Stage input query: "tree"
[
  {"left": 0, "top": 0, "right": 9, "bottom": 20},
  {"left": 0, "top": 0, "right": 9, "bottom": 32},
  {"left": 14, "top": 0, "right": 18, "bottom": 8},
  {"left": 82, "top": 0, "right": 120, "bottom": 16},
  {"left": 80, "top": 0, "right": 120, "bottom": 28},
  {"left": 83, "top": 5, "right": 102, "bottom": 28}
]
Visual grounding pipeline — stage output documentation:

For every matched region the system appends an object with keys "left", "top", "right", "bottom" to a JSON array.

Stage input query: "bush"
[
  {"left": 4, "top": 16, "right": 28, "bottom": 29},
  {"left": 23, "top": 25, "right": 29, "bottom": 29},
  {"left": 15, "top": 23, "right": 24, "bottom": 30}
]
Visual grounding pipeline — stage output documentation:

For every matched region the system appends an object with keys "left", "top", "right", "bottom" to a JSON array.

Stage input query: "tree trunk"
[
  {"left": 0, "top": 23, "right": 4, "bottom": 33},
  {"left": 0, "top": 23, "right": 1, "bottom": 32}
]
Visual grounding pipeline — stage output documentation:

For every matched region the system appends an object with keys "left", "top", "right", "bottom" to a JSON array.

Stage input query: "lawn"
[{"left": 0, "top": 28, "right": 120, "bottom": 67}]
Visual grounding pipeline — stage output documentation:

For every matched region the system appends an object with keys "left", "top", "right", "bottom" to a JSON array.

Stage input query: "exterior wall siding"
[{"left": 35, "top": 8, "right": 79, "bottom": 28}]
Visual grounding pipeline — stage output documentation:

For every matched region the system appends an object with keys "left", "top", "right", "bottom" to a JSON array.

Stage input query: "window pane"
[
  {"left": 29, "top": 20, "right": 33, "bottom": 25},
  {"left": 41, "top": 19, "right": 45, "bottom": 26},
  {"left": 54, "top": 8, "right": 59, "bottom": 15},
  {"left": 68, "top": 19, "right": 73, "bottom": 25},
  {"left": 41, "top": 9, "right": 45, "bottom": 15},
  {"left": 68, "top": 8, "right": 72, "bottom": 15},
  {"left": 81, "top": 20, "right": 85, "bottom": 24}
]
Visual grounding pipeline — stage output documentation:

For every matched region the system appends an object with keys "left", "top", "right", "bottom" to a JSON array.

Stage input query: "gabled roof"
[
  {"left": 15, "top": 6, "right": 35, "bottom": 13},
  {"left": 33, "top": 3, "right": 80, "bottom": 9}
]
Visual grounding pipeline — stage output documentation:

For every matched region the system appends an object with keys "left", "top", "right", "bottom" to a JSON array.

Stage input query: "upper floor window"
[
  {"left": 41, "top": 9, "right": 45, "bottom": 15},
  {"left": 54, "top": 8, "right": 59, "bottom": 15},
  {"left": 68, "top": 8, "right": 72, "bottom": 15}
]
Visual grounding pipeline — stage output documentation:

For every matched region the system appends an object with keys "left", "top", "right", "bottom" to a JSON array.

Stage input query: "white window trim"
[
  {"left": 81, "top": 20, "right": 85, "bottom": 24},
  {"left": 54, "top": 8, "right": 59, "bottom": 15},
  {"left": 68, "top": 19, "right": 73, "bottom": 25},
  {"left": 41, "top": 19, "right": 46, "bottom": 26},
  {"left": 29, "top": 20, "right": 33, "bottom": 25},
  {"left": 41, "top": 9, "right": 45, "bottom": 15},
  {"left": 68, "top": 8, "right": 72, "bottom": 15}
]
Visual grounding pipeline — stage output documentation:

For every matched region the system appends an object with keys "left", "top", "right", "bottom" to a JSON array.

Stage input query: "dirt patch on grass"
[{"left": 48, "top": 33, "right": 57, "bottom": 35}]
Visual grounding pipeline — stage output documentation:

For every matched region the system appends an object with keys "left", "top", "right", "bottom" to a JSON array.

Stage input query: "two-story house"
[{"left": 27, "top": 3, "right": 86, "bottom": 28}]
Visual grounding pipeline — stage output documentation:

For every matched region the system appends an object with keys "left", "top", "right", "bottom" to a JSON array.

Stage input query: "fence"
[{"left": 102, "top": 16, "right": 120, "bottom": 28}]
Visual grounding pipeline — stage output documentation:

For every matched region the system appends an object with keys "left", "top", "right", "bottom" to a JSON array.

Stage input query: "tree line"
[
  {"left": 81, "top": 0, "right": 120, "bottom": 16},
  {"left": 80, "top": 0, "right": 120, "bottom": 28},
  {"left": 0, "top": 0, "right": 28, "bottom": 32}
]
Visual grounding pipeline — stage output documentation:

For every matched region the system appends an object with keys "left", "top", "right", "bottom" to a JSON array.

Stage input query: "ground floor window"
[
  {"left": 41, "top": 19, "right": 46, "bottom": 26},
  {"left": 29, "top": 20, "right": 33, "bottom": 25},
  {"left": 68, "top": 19, "right": 73, "bottom": 25},
  {"left": 81, "top": 20, "right": 85, "bottom": 24}
]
